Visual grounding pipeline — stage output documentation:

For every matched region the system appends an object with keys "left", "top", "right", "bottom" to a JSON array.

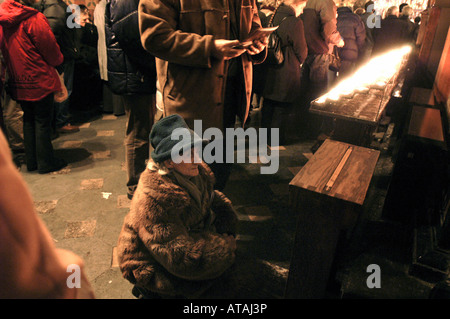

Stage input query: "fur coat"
[{"left": 117, "top": 161, "right": 238, "bottom": 297}]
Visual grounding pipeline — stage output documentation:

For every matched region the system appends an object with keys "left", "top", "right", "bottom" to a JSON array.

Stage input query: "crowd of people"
[{"left": 0, "top": 0, "right": 422, "bottom": 299}]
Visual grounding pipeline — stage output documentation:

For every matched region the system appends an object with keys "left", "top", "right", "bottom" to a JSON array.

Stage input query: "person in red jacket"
[{"left": 0, "top": 0, "right": 67, "bottom": 173}]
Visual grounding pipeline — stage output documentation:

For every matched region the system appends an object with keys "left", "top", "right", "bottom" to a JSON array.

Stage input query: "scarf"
[{"left": 171, "top": 169, "right": 215, "bottom": 232}]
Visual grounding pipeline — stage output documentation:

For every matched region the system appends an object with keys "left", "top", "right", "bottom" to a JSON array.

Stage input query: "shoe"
[
  {"left": 57, "top": 124, "right": 80, "bottom": 133},
  {"left": 27, "top": 165, "right": 38, "bottom": 172},
  {"left": 131, "top": 286, "right": 162, "bottom": 299},
  {"left": 38, "top": 158, "right": 67, "bottom": 174}
]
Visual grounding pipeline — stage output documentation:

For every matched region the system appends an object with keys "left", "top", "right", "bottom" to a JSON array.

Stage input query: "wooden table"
[{"left": 285, "top": 139, "right": 380, "bottom": 298}]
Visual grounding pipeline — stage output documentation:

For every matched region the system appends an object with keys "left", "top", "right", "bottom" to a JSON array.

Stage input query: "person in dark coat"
[
  {"left": 300, "top": 0, "right": 344, "bottom": 139},
  {"left": 372, "top": 6, "right": 410, "bottom": 56},
  {"left": 71, "top": 5, "right": 102, "bottom": 119},
  {"left": 336, "top": 5, "right": 366, "bottom": 78},
  {"left": 39, "top": 0, "right": 80, "bottom": 133},
  {"left": 105, "top": 0, "right": 157, "bottom": 200},
  {"left": 262, "top": 0, "right": 308, "bottom": 145},
  {"left": 301, "top": 0, "right": 344, "bottom": 100},
  {"left": 359, "top": 1, "right": 377, "bottom": 63},
  {"left": 399, "top": 5, "right": 416, "bottom": 43}
]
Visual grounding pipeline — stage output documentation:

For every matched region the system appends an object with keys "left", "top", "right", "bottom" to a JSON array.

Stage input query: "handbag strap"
[
  {"left": 268, "top": 2, "right": 281, "bottom": 27},
  {"left": 333, "top": 45, "right": 340, "bottom": 58}
]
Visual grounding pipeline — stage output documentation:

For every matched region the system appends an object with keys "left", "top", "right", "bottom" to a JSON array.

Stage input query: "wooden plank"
[
  {"left": 418, "top": 7, "right": 441, "bottom": 71},
  {"left": 290, "top": 139, "right": 380, "bottom": 205},
  {"left": 408, "top": 105, "right": 445, "bottom": 142},
  {"left": 327, "top": 145, "right": 380, "bottom": 205},
  {"left": 409, "top": 87, "right": 435, "bottom": 106},
  {"left": 324, "top": 146, "right": 353, "bottom": 192},
  {"left": 289, "top": 139, "right": 348, "bottom": 193}
]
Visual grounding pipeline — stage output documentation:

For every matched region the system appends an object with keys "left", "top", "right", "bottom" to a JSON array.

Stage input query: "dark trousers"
[
  {"left": 261, "top": 98, "right": 291, "bottom": 146},
  {"left": 208, "top": 62, "right": 245, "bottom": 191},
  {"left": 122, "top": 93, "right": 155, "bottom": 198},
  {"left": 21, "top": 93, "right": 57, "bottom": 171}
]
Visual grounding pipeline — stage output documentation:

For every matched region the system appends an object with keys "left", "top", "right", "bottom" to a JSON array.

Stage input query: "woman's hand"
[{"left": 223, "top": 234, "right": 237, "bottom": 252}]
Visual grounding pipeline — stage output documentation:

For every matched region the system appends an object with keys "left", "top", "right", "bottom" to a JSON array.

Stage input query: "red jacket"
[{"left": 0, "top": 0, "right": 63, "bottom": 102}]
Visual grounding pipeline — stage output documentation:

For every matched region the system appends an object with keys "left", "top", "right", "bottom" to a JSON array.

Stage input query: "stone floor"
[{"left": 17, "top": 105, "right": 446, "bottom": 299}]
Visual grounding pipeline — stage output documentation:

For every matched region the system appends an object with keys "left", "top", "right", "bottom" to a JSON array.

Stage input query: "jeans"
[
  {"left": 54, "top": 60, "right": 74, "bottom": 128},
  {"left": 1, "top": 90, "right": 24, "bottom": 151},
  {"left": 122, "top": 93, "right": 155, "bottom": 198},
  {"left": 21, "top": 94, "right": 58, "bottom": 171}
]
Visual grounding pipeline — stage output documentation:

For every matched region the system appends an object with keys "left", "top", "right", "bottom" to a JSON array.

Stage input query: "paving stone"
[
  {"left": 269, "top": 183, "right": 289, "bottom": 196},
  {"left": 64, "top": 220, "right": 97, "bottom": 238},
  {"left": 248, "top": 155, "right": 270, "bottom": 164},
  {"left": 303, "top": 152, "right": 313, "bottom": 160},
  {"left": 79, "top": 123, "right": 91, "bottom": 128},
  {"left": 97, "top": 130, "right": 115, "bottom": 137},
  {"left": 102, "top": 115, "right": 117, "bottom": 120},
  {"left": 91, "top": 150, "right": 111, "bottom": 159},
  {"left": 268, "top": 145, "right": 286, "bottom": 151},
  {"left": 244, "top": 206, "right": 272, "bottom": 217},
  {"left": 50, "top": 165, "right": 71, "bottom": 175},
  {"left": 61, "top": 141, "right": 83, "bottom": 148},
  {"left": 288, "top": 166, "right": 302, "bottom": 176},
  {"left": 236, "top": 234, "right": 254, "bottom": 241},
  {"left": 81, "top": 178, "right": 104, "bottom": 190},
  {"left": 111, "top": 247, "right": 119, "bottom": 268},
  {"left": 34, "top": 200, "right": 58, "bottom": 214},
  {"left": 247, "top": 215, "right": 273, "bottom": 222},
  {"left": 117, "top": 195, "right": 131, "bottom": 208}
]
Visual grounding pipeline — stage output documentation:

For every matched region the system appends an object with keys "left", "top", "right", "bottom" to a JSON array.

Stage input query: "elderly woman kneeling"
[{"left": 117, "top": 114, "right": 238, "bottom": 299}]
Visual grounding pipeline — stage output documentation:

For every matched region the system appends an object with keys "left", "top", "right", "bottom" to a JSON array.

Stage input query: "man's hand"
[
  {"left": 246, "top": 36, "right": 268, "bottom": 55},
  {"left": 212, "top": 39, "right": 246, "bottom": 60}
]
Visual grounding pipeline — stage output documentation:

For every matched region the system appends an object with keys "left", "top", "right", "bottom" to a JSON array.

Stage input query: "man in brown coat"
[{"left": 138, "top": 0, "right": 267, "bottom": 190}]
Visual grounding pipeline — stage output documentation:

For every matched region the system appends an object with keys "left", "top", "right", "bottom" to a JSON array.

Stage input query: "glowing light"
[{"left": 315, "top": 45, "right": 411, "bottom": 104}]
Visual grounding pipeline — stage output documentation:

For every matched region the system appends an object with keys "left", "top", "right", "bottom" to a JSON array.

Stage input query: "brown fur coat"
[{"left": 117, "top": 161, "right": 237, "bottom": 297}]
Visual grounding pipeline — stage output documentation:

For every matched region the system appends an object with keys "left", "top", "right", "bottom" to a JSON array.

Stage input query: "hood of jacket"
[
  {"left": 337, "top": 6, "right": 353, "bottom": 15},
  {"left": 0, "top": 0, "right": 38, "bottom": 28}
]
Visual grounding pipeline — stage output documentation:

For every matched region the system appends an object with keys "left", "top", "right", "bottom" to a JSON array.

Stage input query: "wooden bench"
[{"left": 285, "top": 139, "right": 380, "bottom": 298}]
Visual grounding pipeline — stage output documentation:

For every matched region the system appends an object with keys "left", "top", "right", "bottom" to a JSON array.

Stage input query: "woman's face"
[{"left": 165, "top": 148, "right": 202, "bottom": 177}]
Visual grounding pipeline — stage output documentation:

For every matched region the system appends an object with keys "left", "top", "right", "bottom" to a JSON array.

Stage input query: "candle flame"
[{"left": 315, "top": 45, "right": 412, "bottom": 104}]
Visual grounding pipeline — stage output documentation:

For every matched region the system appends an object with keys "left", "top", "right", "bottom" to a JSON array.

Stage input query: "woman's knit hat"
[{"left": 150, "top": 114, "right": 207, "bottom": 163}]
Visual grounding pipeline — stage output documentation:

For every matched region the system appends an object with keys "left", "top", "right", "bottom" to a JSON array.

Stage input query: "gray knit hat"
[{"left": 150, "top": 114, "right": 207, "bottom": 163}]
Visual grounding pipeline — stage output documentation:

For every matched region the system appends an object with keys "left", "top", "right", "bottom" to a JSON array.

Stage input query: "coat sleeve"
[
  {"left": 24, "top": 13, "right": 64, "bottom": 67},
  {"left": 317, "top": 0, "right": 343, "bottom": 46},
  {"left": 111, "top": 1, "right": 156, "bottom": 74},
  {"left": 211, "top": 190, "right": 238, "bottom": 236},
  {"left": 355, "top": 17, "right": 366, "bottom": 55},
  {"left": 138, "top": 0, "right": 214, "bottom": 68},
  {"left": 42, "top": 3, "right": 66, "bottom": 44},
  {"left": 136, "top": 204, "right": 235, "bottom": 281},
  {"left": 290, "top": 18, "right": 308, "bottom": 65}
]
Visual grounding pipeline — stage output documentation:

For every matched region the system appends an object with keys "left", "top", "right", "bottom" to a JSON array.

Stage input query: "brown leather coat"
[{"left": 138, "top": 0, "right": 264, "bottom": 130}]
